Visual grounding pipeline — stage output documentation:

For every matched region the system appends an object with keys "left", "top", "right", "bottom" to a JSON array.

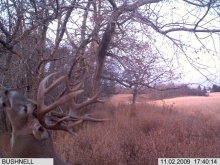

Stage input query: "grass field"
[
  {"left": 53, "top": 92, "right": 220, "bottom": 164},
  {"left": 110, "top": 92, "right": 220, "bottom": 116},
  {"left": 153, "top": 92, "right": 220, "bottom": 115},
  {"left": 1, "top": 93, "right": 220, "bottom": 165}
]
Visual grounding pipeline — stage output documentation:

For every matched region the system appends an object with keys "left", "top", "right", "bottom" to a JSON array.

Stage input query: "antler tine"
[
  {"left": 66, "top": 75, "right": 85, "bottom": 93},
  {"left": 70, "top": 92, "right": 105, "bottom": 111},
  {"left": 68, "top": 92, "right": 105, "bottom": 116},
  {"left": 43, "top": 113, "right": 83, "bottom": 134},
  {"left": 37, "top": 73, "right": 83, "bottom": 129},
  {"left": 38, "top": 73, "right": 65, "bottom": 95},
  {"left": 77, "top": 114, "right": 108, "bottom": 122},
  {"left": 47, "top": 113, "right": 107, "bottom": 134},
  {"left": 37, "top": 73, "right": 107, "bottom": 133},
  {"left": 37, "top": 73, "right": 66, "bottom": 114}
]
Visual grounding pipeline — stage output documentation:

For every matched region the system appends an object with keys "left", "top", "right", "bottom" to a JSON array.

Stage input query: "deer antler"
[{"left": 37, "top": 73, "right": 106, "bottom": 134}]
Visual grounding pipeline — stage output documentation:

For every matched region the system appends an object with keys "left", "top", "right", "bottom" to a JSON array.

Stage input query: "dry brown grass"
[
  {"left": 54, "top": 101, "right": 220, "bottom": 165},
  {"left": 1, "top": 93, "right": 220, "bottom": 165},
  {"left": 109, "top": 94, "right": 151, "bottom": 104},
  {"left": 152, "top": 92, "right": 220, "bottom": 116}
]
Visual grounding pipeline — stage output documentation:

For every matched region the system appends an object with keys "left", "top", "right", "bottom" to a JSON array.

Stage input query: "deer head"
[{"left": 0, "top": 73, "right": 106, "bottom": 165}]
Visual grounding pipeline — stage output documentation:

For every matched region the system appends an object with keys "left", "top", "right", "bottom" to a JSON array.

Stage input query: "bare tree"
[
  {"left": 0, "top": 0, "right": 220, "bottom": 161},
  {"left": 103, "top": 39, "right": 180, "bottom": 104},
  {"left": 0, "top": 0, "right": 219, "bottom": 98}
]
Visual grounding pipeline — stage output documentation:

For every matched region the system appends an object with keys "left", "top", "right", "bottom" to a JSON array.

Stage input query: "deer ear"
[{"left": 33, "top": 123, "right": 50, "bottom": 140}]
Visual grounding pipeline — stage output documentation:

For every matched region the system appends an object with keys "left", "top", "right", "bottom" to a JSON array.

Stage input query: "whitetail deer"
[{"left": 0, "top": 73, "right": 106, "bottom": 165}]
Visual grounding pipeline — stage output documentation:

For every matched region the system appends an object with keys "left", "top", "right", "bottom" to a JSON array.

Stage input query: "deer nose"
[
  {"left": 4, "top": 90, "right": 9, "bottom": 95},
  {"left": 4, "top": 89, "right": 13, "bottom": 95}
]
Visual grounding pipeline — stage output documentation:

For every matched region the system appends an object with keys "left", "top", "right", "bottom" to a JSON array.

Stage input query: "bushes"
[{"left": 54, "top": 103, "right": 220, "bottom": 165}]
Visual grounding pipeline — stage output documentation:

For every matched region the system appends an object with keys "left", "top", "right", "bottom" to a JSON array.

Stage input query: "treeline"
[
  {"left": 211, "top": 84, "right": 220, "bottom": 92},
  {"left": 147, "top": 85, "right": 207, "bottom": 100},
  {"left": 115, "top": 84, "right": 208, "bottom": 100}
]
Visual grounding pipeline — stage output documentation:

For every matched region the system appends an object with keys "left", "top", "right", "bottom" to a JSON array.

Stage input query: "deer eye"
[
  {"left": 2, "top": 102, "right": 6, "bottom": 107},
  {"left": 22, "top": 106, "right": 28, "bottom": 113}
]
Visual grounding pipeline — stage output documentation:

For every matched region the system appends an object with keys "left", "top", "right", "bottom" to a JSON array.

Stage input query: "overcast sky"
[
  {"left": 154, "top": 2, "right": 220, "bottom": 87},
  {"left": 47, "top": 1, "right": 220, "bottom": 88}
]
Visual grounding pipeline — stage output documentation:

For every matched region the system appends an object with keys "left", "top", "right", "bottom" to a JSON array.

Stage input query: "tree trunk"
[{"left": 93, "top": 10, "right": 121, "bottom": 93}]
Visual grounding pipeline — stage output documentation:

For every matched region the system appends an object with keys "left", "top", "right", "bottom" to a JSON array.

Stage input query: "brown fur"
[{"left": 3, "top": 90, "right": 69, "bottom": 165}]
